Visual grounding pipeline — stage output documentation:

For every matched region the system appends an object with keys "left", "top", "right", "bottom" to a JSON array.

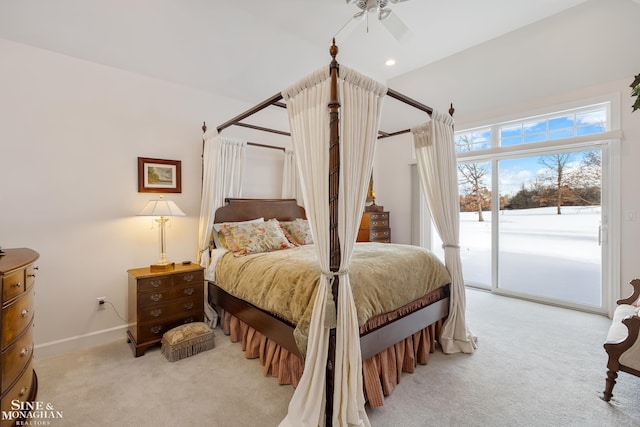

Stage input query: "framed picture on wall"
[{"left": 137, "top": 157, "right": 182, "bottom": 193}]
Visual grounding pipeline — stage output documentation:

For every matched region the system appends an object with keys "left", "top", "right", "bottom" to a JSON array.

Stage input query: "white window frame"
[{"left": 414, "top": 93, "right": 621, "bottom": 315}]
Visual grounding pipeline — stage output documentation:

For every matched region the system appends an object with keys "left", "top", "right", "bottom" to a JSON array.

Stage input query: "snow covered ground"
[{"left": 434, "top": 206, "right": 602, "bottom": 307}]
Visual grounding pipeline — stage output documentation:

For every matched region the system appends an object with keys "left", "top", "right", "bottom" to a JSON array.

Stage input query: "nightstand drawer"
[
  {"left": 174, "top": 270, "right": 204, "bottom": 286},
  {"left": 138, "top": 315, "right": 203, "bottom": 343},
  {"left": 137, "top": 276, "right": 171, "bottom": 293},
  {"left": 138, "top": 283, "right": 203, "bottom": 308},
  {"left": 2, "top": 270, "right": 25, "bottom": 302},
  {"left": 138, "top": 296, "right": 204, "bottom": 322}
]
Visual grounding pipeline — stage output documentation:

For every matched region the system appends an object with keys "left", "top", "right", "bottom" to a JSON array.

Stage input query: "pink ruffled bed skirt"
[{"left": 220, "top": 309, "right": 443, "bottom": 408}]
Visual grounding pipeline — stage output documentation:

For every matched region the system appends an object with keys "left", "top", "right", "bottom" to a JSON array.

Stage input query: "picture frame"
[{"left": 137, "top": 157, "right": 182, "bottom": 193}]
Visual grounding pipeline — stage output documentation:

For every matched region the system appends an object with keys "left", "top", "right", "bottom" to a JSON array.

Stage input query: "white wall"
[
  {"left": 0, "top": 38, "right": 286, "bottom": 358},
  {"left": 376, "top": 0, "right": 640, "bottom": 302}
]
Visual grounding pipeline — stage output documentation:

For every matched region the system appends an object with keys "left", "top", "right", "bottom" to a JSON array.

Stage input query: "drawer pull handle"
[
  {"left": 183, "top": 274, "right": 194, "bottom": 282},
  {"left": 184, "top": 288, "right": 194, "bottom": 296},
  {"left": 19, "top": 386, "right": 29, "bottom": 397},
  {"left": 27, "top": 273, "right": 36, "bottom": 278},
  {"left": 21, "top": 309, "right": 29, "bottom": 318},
  {"left": 20, "top": 347, "right": 29, "bottom": 357},
  {"left": 150, "top": 326, "right": 162, "bottom": 334},
  {"left": 184, "top": 302, "right": 194, "bottom": 310},
  {"left": 13, "top": 282, "right": 22, "bottom": 288},
  {"left": 150, "top": 294, "right": 163, "bottom": 302},
  {"left": 150, "top": 309, "right": 162, "bottom": 318},
  {"left": 150, "top": 280, "right": 162, "bottom": 288}
]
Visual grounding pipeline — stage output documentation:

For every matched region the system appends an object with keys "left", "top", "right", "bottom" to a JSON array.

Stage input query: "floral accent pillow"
[
  {"left": 212, "top": 217, "right": 264, "bottom": 249},
  {"left": 219, "top": 218, "right": 293, "bottom": 256},
  {"left": 280, "top": 219, "right": 314, "bottom": 245}
]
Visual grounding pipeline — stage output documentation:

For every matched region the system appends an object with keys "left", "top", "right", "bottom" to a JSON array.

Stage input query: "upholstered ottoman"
[{"left": 161, "top": 322, "right": 215, "bottom": 362}]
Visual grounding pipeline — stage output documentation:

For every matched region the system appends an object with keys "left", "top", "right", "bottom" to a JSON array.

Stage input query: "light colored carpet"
[{"left": 34, "top": 289, "right": 640, "bottom": 426}]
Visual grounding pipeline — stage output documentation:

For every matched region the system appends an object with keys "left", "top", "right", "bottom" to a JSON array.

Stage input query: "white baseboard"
[{"left": 34, "top": 324, "right": 130, "bottom": 360}]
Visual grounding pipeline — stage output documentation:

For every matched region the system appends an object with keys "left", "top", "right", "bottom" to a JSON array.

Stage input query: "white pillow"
[{"left": 212, "top": 217, "right": 264, "bottom": 249}]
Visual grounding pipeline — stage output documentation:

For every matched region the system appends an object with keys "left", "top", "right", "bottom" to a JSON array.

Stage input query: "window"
[{"left": 419, "top": 99, "right": 620, "bottom": 314}]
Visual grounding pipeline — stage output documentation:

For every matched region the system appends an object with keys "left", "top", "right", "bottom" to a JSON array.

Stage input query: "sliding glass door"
[
  {"left": 417, "top": 100, "right": 619, "bottom": 313},
  {"left": 497, "top": 150, "right": 602, "bottom": 306}
]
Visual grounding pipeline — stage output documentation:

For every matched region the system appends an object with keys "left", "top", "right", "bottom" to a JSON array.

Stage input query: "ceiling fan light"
[{"left": 379, "top": 9, "right": 392, "bottom": 20}]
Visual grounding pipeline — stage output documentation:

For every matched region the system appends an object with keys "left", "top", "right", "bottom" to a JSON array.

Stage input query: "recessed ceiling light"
[{"left": 385, "top": 58, "right": 396, "bottom": 66}]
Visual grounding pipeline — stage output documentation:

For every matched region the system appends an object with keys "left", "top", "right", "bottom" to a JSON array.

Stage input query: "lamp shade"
[{"left": 137, "top": 196, "right": 185, "bottom": 217}]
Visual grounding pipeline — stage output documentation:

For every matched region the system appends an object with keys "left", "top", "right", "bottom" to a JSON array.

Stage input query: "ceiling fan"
[{"left": 341, "top": 0, "right": 412, "bottom": 42}]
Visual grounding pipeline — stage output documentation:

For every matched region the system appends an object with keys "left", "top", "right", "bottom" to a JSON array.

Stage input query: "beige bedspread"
[{"left": 214, "top": 242, "right": 450, "bottom": 353}]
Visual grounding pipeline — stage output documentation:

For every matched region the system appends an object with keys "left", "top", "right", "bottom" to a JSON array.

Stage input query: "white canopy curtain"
[
  {"left": 280, "top": 65, "right": 386, "bottom": 427},
  {"left": 197, "top": 131, "right": 246, "bottom": 323},
  {"left": 412, "top": 112, "right": 477, "bottom": 354},
  {"left": 281, "top": 148, "right": 303, "bottom": 205}
]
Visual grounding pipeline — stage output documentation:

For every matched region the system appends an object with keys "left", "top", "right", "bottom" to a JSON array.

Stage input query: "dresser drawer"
[
  {"left": 368, "top": 212, "right": 389, "bottom": 229},
  {"left": 138, "top": 296, "right": 203, "bottom": 322},
  {"left": 0, "top": 360, "right": 34, "bottom": 427},
  {"left": 2, "top": 270, "right": 25, "bottom": 302},
  {"left": 371, "top": 229, "right": 390, "bottom": 240},
  {"left": 2, "top": 289, "right": 34, "bottom": 347},
  {"left": 2, "top": 324, "right": 33, "bottom": 392}
]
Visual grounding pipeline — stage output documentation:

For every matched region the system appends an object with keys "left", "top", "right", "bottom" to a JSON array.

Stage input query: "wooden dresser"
[
  {"left": 0, "top": 248, "right": 39, "bottom": 427},
  {"left": 357, "top": 211, "right": 391, "bottom": 243},
  {"left": 127, "top": 264, "right": 205, "bottom": 357}
]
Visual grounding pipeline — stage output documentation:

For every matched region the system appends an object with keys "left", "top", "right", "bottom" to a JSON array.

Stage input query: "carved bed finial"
[
  {"left": 449, "top": 103, "right": 455, "bottom": 117},
  {"left": 202, "top": 121, "right": 207, "bottom": 133},
  {"left": 330, "top": 38, "right": 338, "bottom": 62}
]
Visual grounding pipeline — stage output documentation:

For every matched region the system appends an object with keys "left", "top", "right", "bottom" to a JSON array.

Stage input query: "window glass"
[
  {"left": 455, "top": 128, "right": 491, "bottom": 153},
  {"left": 498, "top": 106, "right": 607, "bottom": 147}
]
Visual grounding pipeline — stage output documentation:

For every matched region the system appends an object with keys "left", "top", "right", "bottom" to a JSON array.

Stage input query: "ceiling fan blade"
[{"left": 380, "top": 10, "right": 412, "bottom": 41}]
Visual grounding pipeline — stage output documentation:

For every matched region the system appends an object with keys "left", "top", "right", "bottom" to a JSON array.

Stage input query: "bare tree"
[
  {"left": 457, "top": 135, "right": 490, "bottom": 221},
  {"left": 459, "top": 162, "right": 489, "bottom": 221},
  {"left": 539, "top": 153, "right": 572, "bottom": 214},
  {"left": 566, "top": 150, "right": 601, "bottom": 205}
]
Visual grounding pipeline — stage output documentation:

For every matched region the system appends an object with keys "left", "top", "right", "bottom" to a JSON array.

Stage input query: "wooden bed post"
[{"left": 326, "top": 39, "right": 341, "bottom": 427}]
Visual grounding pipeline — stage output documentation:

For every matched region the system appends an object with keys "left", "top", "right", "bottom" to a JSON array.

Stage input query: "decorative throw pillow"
[
  {"left": 212, "top": 217, "right": 264, "bottom": 249},
  {"left": 280, "top": 219, "right": 314, "bottom": 245},
  {"left": 220, "top": 218, "right": 293, "bottom": 256}
]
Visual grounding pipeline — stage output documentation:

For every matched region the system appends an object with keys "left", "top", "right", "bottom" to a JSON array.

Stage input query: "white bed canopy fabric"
[
  {"left": 412, "top": 113, "right": 477, "bottom": 354},
  {"left": 197, "top": 132, "right": 246, "bottom": 324},
  {"left": 279, "top": 65, "right": 386, "bottom": 427},
  {"left": 281, "top": 148, "right": 303, "bottom": 205}
]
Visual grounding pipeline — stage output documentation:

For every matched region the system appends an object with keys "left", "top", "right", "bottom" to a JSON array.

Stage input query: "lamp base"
[{"left": 150, "top": 261, "right": 175, "bottom": 272}]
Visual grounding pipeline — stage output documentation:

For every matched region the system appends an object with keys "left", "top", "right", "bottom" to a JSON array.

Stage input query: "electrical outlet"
[{"left": 96, "top": 296, "right": 106, "bottom": 310}]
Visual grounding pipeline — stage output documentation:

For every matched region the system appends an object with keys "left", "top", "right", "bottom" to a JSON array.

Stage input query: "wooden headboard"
[{"left": 213, "top": 198, "right": 306, "bottom": 223}]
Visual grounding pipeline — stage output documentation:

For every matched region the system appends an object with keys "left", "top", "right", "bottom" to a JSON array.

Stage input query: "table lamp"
[{"left": 137, "top": 195, "right": 185, "bottom": 271}]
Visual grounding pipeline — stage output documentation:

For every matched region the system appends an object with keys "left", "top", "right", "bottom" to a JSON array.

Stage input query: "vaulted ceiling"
[{"left": 0, "top": 0, "right": 590, "bottom": 105}]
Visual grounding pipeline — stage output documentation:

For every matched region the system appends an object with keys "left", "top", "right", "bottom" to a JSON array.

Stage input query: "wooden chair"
[{"left": 602, "top": 279, "right": 640, "bottom": 401}]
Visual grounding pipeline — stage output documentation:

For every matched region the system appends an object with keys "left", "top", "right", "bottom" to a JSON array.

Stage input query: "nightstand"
[{"left": 127, "top": 264, "right": 204, "bottom": 357}]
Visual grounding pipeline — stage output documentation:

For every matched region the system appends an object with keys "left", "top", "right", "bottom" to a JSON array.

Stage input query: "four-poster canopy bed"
[{"left": 200, "top": 41, "right": 473, "bottom": 427}]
